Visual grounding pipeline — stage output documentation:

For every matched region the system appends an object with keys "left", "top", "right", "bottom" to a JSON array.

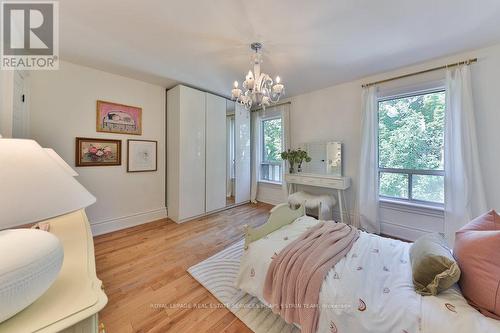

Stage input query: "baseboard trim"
[
  {"left": 256, "top": 197, "right": 283, "bottom": 206},
  {"left": 90, "top": 207, "right": 168, "bottom": 236},
  {"left": 171, "top": 202, "right": 250, "bottom": 224}
]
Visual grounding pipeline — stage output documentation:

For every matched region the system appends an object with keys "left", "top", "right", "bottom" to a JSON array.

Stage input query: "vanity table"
[
  {"left": 285, "top": 141, "right": 351, "bottom": 223},
  {"left": 285, "top": 173, "right": 351, "bottom": 223}
]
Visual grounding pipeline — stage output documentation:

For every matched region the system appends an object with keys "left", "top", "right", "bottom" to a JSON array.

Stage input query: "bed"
[{"left": 236, "top": 204, "right": 500, "bottom": 333}]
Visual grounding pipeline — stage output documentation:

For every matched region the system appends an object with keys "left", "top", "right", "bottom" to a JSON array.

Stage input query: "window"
[
  {"left": 260, "top": 117, "right": 283, "bottom": 183},
  {"left": 378, "top": 90, "right": 445, "bottom": 205}
]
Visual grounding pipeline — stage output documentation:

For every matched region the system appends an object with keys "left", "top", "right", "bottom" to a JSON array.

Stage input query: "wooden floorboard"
[{"left": 94, "top": 202, "right": 273, "bottom": 333}]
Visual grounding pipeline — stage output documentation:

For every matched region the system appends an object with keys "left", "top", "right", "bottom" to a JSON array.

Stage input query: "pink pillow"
[{"left": 454, "top": 210, "right": 500, "bottom": 319}]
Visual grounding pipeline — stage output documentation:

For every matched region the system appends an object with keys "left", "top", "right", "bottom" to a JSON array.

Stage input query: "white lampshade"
[
  {"left": 0, "top": 139, "right": 96, "bottom": 228},
  {"left": 44, "top": 148, "right": 78, "bottom": 177}
]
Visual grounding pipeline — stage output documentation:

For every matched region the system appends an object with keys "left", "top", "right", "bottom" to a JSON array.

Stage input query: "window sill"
[
  {"left": 379, "top": 198, "right": 444, "bottom": 217},
  {"left": 258, "top": 180, "right": 282, "bottom": 186}
]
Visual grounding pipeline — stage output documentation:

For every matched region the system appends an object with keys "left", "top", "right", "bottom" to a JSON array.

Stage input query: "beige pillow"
[{"left": 409, "top": 233, "right": 460, "bottom": 296}]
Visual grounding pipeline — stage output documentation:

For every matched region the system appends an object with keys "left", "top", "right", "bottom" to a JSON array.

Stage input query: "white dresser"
[{"left": 285, "top": 173, "right": 351, "bottom": 223}]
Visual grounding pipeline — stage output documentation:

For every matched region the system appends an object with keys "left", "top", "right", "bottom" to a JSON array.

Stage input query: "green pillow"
[{"left": 409, "top": 233, "right": 461, "bottom": 296}]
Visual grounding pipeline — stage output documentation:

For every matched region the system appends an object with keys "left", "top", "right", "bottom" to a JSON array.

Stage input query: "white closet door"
[
  {"left": 205, "top": 93, "right": 227, "bottom": 212},
  {"left": 235, "top": 103, "right": 251, "bottom": 204},
  {"left": 179, "top": 86, "right": 206, "bottom": 220}
]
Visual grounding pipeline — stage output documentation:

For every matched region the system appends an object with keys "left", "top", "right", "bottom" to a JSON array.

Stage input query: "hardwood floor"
[{"left": 94, "top": 202, "right": 273, "bottom": 333}]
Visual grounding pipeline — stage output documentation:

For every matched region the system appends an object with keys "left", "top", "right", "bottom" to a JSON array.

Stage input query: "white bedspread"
[{"left": 236, "top": 216, "right": 500, "bottom": 333}]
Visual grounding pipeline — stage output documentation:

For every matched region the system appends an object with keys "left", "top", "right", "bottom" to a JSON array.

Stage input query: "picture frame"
[
  {"left": 75, "top": 137, "right": 122, "bottom": 167},
  {"left": 127, "top": 139, "right": 157, "bottom": 172},
  {"left": 96, "top": 100, "right": 142, "bottom": 135}
]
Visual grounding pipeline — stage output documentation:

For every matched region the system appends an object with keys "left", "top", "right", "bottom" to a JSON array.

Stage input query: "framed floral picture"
[
  {"left": 96, "top": 100, "right": 142, "bottom": 135},
  {"left": 75, "top": 137, "right": 121, "bottom": 167},
  {"left": 127, "top": 139, "right": 157, "bottom": 172}
]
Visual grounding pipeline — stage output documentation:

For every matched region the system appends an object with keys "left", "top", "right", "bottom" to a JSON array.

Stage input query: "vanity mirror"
[{"left": 300, "top": 141, "right": 343, "bottom": 176}]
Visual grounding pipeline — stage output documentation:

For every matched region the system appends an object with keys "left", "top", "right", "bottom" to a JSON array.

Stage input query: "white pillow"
[{"left": 0, "top": 229, "right": 63, "bottom": 323}]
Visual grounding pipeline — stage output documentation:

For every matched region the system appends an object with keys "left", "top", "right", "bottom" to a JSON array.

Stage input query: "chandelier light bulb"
[
  {"left": 276, "top": 76, "right": 281, "bottom": 84},
  {"left": 234, "top": 81, "right": 239, "bottom": 88},
  {"left": 247, "top": 70, "right": 253, "bottom": 79}
]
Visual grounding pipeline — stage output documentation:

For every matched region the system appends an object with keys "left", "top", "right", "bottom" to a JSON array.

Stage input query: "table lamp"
[
  {"left": 0, "top": 138, "right": 96, "bottom": 323},
  {"left": 44, "top": 147, "right": 79, "bottom": 177},
  {"left": 0, "top": 139, "right": 94, "bottom": 228}
]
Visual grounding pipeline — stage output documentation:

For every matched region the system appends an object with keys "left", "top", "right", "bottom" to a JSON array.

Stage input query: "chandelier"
[{"left": 231, "top": 42, "right": 285, "bottom": 110}]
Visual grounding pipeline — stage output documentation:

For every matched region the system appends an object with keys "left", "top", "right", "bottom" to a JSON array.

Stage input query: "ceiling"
[{"left": 59, "top": 0, "right": 500, "bottom": 98}]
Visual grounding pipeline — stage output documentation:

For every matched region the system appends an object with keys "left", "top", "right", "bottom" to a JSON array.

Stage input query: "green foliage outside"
[
  {"left": 263, "top": 118, "right": 282, "bottom": 162},
  {"left": 378, "top": 91, "right": 445, "bottom": 203}
]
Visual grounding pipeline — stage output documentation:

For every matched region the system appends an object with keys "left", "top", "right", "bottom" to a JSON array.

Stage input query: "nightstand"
[{"left": 0, "top": 210, "right": 108, "bottom": 333}]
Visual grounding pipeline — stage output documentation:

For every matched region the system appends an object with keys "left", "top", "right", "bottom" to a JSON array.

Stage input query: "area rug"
[{"left": 187, "top": 239, "right": 299, "bottom": 333}]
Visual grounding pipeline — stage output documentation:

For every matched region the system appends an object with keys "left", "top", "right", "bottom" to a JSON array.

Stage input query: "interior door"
[
  {"left": 235, "top": 103, "right": 251, "bottom": 204},
  {"left": 205, "top": 93, "right": 227, "bottom": 212}
]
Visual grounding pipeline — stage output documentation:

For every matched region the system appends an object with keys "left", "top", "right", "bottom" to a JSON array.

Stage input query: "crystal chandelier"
[{"left": 231, "top": 42, "right": 285, "bottom": 110}]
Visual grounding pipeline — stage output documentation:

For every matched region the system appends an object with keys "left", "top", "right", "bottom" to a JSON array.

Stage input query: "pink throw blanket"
[{"left": 263, "top": 222, "right": 359, "bottom": 333}]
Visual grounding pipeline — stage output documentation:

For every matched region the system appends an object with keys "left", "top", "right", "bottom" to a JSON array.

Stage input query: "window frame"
[
  {"left": 377, "top": 88, "right": 446, "bottom": 207},
  {"left": 260, "top": 116, "right": 283, "bottom": 184}
]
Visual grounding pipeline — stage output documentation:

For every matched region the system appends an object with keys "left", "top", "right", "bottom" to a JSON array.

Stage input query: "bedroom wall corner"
[{"left": 28, "top": 61, "right": 167, "bottom": 235}]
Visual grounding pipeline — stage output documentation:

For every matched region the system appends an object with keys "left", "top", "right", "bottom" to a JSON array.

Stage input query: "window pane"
[
  {"left": 260, "top": 163, "right": 282, "bottom": 182},
  {"left": 378, "top": 91, "right": 445, "bottom": 170},
  {"left": 379, "top": 172, "right": 408, "bottom": 199},
  {"left": 412, "top": 175, "right": 444, "bottom": 203},
  {"left": 263, "top": 118, "right": 282, "bottom": 162},
  {"left": 261, "top": 164, "right": 270, "bottom": 180},
  {"left": 273, "top": 165, "right": 282, "bottom": 182}
]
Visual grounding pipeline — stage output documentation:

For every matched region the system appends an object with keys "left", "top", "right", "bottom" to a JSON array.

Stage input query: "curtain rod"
[
  {"left": 361, "top": 58, "right": 477, "bottom": 88},
  {"left": 252, "top": 101, "right": 291, "bottom": 112}
]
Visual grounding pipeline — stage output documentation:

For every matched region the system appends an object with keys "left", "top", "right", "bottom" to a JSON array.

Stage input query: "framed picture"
[
  {"left": 127, "top": 139, "right": 157, "bottom": 172},
  {"left": 96, "top": 100, "right": 142, "bottom": 135},
  {"left": 75, "top": 137, "right": 121, "bottom": 167}
]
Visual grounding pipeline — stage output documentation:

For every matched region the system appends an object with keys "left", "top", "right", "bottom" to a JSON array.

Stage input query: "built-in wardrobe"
[{"left": 167, "top": 85, "right": 250, "bottom": 223}]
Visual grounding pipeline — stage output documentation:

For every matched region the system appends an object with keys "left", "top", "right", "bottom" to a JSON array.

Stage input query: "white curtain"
[
  {"left": 358, "top": 87, "right": 380, "bottom": 233},
  {"left": 444, "top": 65, "right": 486, "bottom": 245},
  {"left": 281, "top": 103, "right": 291, "bottom": 199}
]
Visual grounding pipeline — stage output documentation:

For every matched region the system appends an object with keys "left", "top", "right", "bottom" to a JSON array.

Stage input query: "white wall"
[
  {"left": 258, "top": 43, "right": 500, "bottom": 240},
  {"left": 29, "top": 61, "right": 166, "bottom": 235},
  {"left": 290, "top": 80, "right": 362, "bottom": 213},
  {"left": 257, "top": 182, "right": 285, "bottom": 205}
]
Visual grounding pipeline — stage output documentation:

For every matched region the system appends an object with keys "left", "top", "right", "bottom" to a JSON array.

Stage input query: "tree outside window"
[
  {"left": 378, "top": 90, "right": 445, "bottom": 204},
  {"left": 261, "top": 117, "right": 283, "bottom": 183}
]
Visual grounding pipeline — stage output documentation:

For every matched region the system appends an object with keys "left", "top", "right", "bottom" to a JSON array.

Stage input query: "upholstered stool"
[{"left": 288, "top": 191, "right": 336, "bottom": 220}]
